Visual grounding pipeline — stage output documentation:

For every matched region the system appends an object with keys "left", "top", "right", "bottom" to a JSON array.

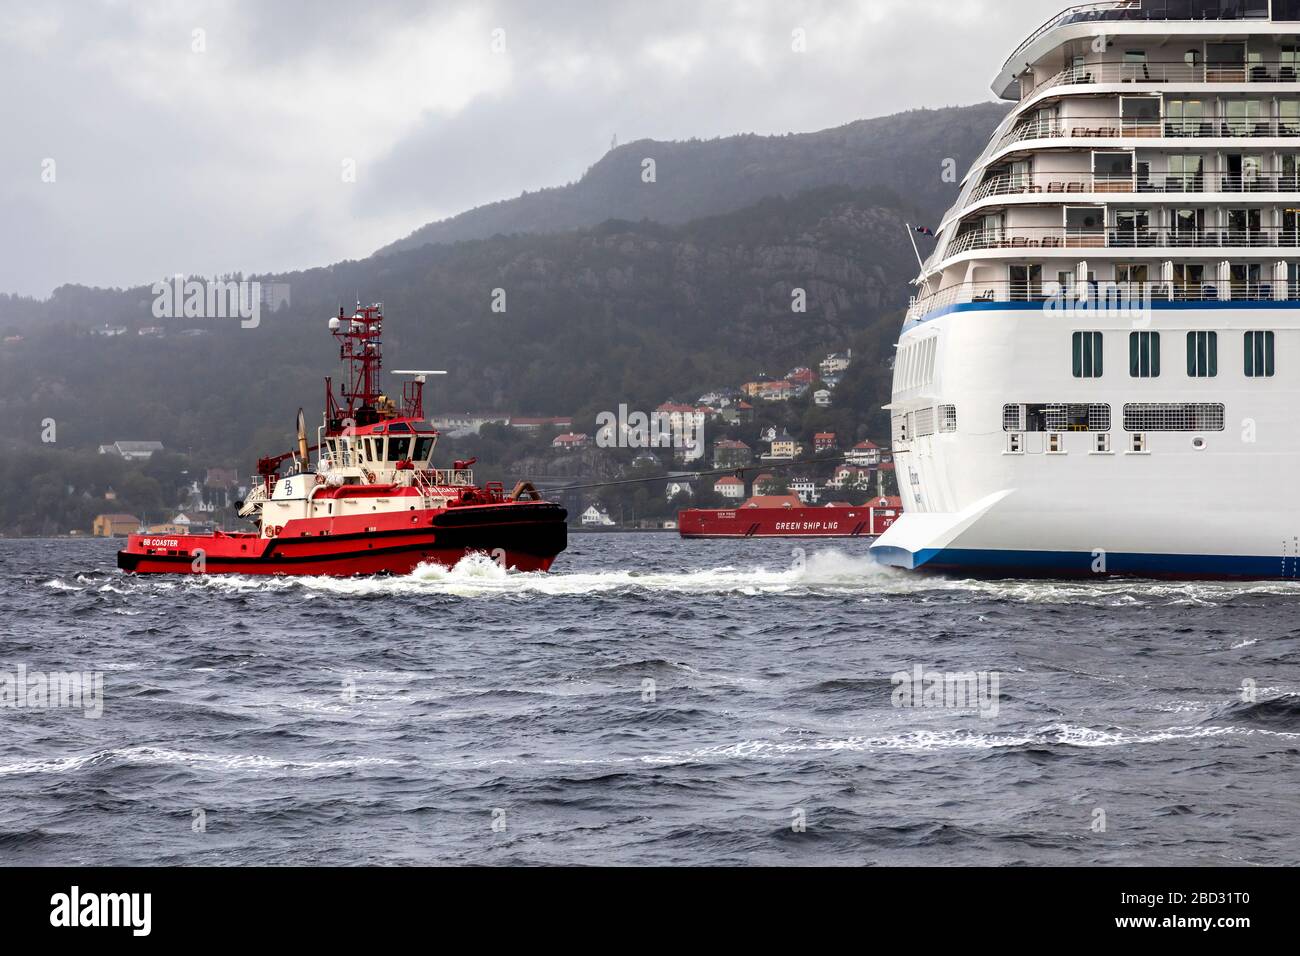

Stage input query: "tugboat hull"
[{"left": 118, "top": 502, "right": 567, "bottom": 576}]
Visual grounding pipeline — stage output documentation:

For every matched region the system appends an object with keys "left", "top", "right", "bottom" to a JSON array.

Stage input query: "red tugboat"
[
  {"left": 678, "top": 495, "right": 901, "bottom": 539},
  {"left": 118, "top": 304, "right": 567, "bottom": 575}
]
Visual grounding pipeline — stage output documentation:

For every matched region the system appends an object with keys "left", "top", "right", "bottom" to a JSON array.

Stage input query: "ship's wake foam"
[
  {"left": 50, "top": 547, "right": 1300, "bottom": 604},
  {"left": 194, "top": 549, "right": 900, "bottom": 599}
]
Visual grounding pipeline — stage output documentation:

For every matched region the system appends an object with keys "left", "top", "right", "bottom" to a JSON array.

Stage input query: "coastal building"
[
  {"left": 827, "top": 464, "right": 874, "bottom": 490},
  {"left": 98, "top": 441, "right": 165, "bottom": 461},
  {"left": 820, "top": 350, "right": 852, "bottom": 376},
  {"left": 665, "top": 480, "right": 695, "bottom": 501},
  {"left": 764, "top": 432, "right": 801, "bottom": 461},
  {"left": 712, "top": 439, "right": 753, "bottom": 469},
  {"left": 756, "top": 381, "right": 797, "bottom": 402},
  {"left": 581, "top": 506, "right": 616, "bottom": 527},
  {"left": 510, "top": 416, "right": 573, "bottom": 431},
  {"left": 789, "top": 476, "right": 820, "bottom": 503},
  {"left": 846, "top": 440, "right": 882, "bottom": 467},
  {"left": 431, "top": 413, "right": 510, "bottom": 436},
  {"left": 93, "top": 514, "right": 141, "bottom": 537},
  {"left": 714, "top": 476, "right": 746, "bottom": 500},
  {"left": 552, "top": 432, "right": 590, "bottom": 451}
]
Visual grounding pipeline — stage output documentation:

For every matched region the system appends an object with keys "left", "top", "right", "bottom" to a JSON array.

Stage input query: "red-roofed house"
[
  {"left": 813, "top": 432, "right": 838, "bottom": 453},
  {"left": 552, "top": 432, "right": 590, "bottom": 451},
  {"left": 756, "top": 380, "right": 797, "bottom": 402},
  {"left": 714, "top": 476, "right": 746, "bottom": 500}
]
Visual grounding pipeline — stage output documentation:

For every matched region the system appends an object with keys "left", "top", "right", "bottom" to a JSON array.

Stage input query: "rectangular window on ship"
[
  {"left": 1072, "top": 331, "right": 1103, "bottom": 378},
  {"left": 1186, "top": 331, "right": 1218, "bottom": 378},
  {"left": 1244, "top": 331, "right": 1276, "bottom": 377},
  {"left": 1130, "top": 331, "right": 1161, "bottom": 378}
]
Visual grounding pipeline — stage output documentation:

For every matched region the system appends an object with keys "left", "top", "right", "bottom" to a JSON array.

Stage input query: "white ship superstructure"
[{"left": 871, "top": 0, "right": 1300, "bottom": 577}]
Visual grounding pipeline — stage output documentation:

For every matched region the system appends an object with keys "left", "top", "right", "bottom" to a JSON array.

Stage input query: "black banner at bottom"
[{"left": 0, "top": 866, "right": 1282, "bottom": 941}]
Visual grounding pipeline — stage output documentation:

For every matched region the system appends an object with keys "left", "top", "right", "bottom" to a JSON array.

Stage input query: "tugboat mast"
[{"left": 326, "top": 304, "right": 390, "bottom": 431}]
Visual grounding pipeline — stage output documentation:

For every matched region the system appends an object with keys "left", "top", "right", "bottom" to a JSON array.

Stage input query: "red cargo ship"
[
  {"left": 117, "top": 304, "right": 567, "bottom": 575},
  {"left": 679, "top": 495, "right": 901, "bottom": 539}
]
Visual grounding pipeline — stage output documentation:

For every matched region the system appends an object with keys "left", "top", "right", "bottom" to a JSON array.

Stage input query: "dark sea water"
[{"left": 2, "top": 535, "right": 1298, "bottom": 866}]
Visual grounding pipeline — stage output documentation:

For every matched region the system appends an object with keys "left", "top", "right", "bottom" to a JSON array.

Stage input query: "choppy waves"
[{"left": 9, "top": 536, "right": 1300, "bottom": 865}]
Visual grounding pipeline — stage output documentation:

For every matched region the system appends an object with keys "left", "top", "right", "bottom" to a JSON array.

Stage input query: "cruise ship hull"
[
  {"left": 871, "top": 301, "right": 1300, "bottom": 580},
  {"left": 876, "top": 0, "right": 1300, "bottom": 581}
]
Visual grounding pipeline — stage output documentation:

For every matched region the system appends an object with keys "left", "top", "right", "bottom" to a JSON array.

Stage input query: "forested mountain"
[
  {"left": 0, "top": 100, "right": 1009, "bottom": 532},
  {"left": 379, "top": 103, "right": 1010, "bottom": 256}
]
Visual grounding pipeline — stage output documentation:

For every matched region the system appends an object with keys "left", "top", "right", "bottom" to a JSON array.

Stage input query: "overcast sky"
[{"left": 1, "top": 0, "right": 1067, "bottom": 298}]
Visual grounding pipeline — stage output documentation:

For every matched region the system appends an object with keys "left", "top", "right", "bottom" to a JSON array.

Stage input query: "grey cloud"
[{"left": 1, "top": 0, "right": 1066, "bottom": 298}]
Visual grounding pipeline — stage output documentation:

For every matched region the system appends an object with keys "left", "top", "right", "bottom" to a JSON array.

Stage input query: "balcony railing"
[
  {"left": 1004, "top": 1, "right": 1274, "bottom": 76},
  {"left": 1024, "top": 59, "right": 1299, "bottom": 100},
  {"left": 967, "top": 171, "right": 1300, "bottom": 206},
  {"left": 945, "top": 226, "right": 1300, "bottom": 257},
  {"left": 908, "top": 278, "right": 1293, "bottom": 322},
  {"left": 994, "top": 116, "right": 1300, "bottom": 154}
]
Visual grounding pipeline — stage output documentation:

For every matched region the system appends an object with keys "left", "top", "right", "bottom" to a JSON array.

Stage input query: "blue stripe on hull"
[
  {"left": 904, "top": 297, "right": 1300, "bottom": 332},
  {"left": 871, "top": 545, "right": 1296, "bottom": 580}
]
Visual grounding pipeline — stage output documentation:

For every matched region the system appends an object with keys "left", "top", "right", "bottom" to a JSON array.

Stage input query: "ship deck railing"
[
  {"left": 1004, "top": 2, "right": 1276, "bottom": 80},
  {"left": 907, "top": 279, "right": 1294, "bottom": 321},
  {"left": 944, "top": 226, "right": 1300, "bottom": 258},
  {"left": 1023, "top": 58, "right": 1299, "bottom": 101},
  {"left": 967, "top": 171, "right": 1300, "bottom": 207},
  {"left": 993, "top": 116, "right": 1300, "bottom": 155},
  {"left": 414, "top": 468, "right": 475, "bottom": 489}
]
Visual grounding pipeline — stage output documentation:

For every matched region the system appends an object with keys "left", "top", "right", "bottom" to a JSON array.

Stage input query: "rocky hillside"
[
  {"left": 378, "top": 102, "right": 1010, "bottom": 255},
  {"left": 0, "top": 102, "right": 1011, "bottom": 467}
]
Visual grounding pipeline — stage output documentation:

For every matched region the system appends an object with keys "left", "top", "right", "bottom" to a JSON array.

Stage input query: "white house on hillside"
[
  {"left": 581, "top": 506, "right": 616, "bottom": 527},
  {"left": 665, "top": 480, "right": 694, "bottom": 501},
  {"left": 846, "top": 440, "right": 882, "bottom": 467},
  {"left": 789, "top": 477, "right": 819, "bottom": 504},
  {"left": 98, "top": 441, "right": 165, "bottom": 461}
]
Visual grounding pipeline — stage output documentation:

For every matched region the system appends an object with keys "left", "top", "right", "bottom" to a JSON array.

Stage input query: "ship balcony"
[
  {"left": 992, "top": 116, "right": 1300, "bottom": 157},
  {"left": 945, "top": 225, "right": 1300, "bottom": 257},
  {"left": 1022, "top": 58, "right": 1300, "bottom": 103},
  {"left": 907, "top": 278, "right": 1290, "bottom": 322},
  {"left": 967, "top": 171, "right": 1300, "bottom": 207}
]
